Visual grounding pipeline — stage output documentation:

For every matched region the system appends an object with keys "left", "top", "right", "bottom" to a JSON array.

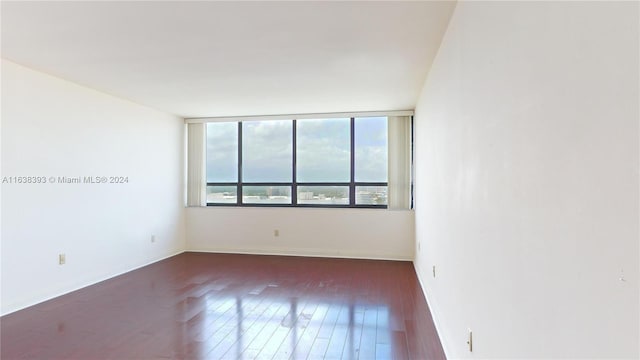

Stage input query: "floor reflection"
[
  {"left": 185, "top": 292, "right": 391, "bottom": 360},
  {"left": 1, "top": 253, "right": 444, "bottom": 359}
]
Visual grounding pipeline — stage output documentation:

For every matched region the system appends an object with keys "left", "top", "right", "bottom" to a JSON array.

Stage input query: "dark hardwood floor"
[{"left": 1, "top": 252, "right": 445, "bottom": 359}]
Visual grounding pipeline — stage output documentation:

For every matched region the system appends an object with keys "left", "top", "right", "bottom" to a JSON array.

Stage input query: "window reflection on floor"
[{"left": 186, "top": 295, "right": 390, "bottom": 359}]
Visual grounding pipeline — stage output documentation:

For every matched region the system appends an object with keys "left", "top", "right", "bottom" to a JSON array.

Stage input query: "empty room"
[{"left": 1, "top": 1, "right": 638, "bottom": 359}]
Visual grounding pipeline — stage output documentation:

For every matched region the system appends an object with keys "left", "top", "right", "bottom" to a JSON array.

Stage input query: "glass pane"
[
  {"left": 206, "top": 122, "right": 238, "bottom": 182},
  {"left": 354, "top": 117, "right": 388, "bottom": 182},
  {"left": 243, "top": 186, "right": 291, "bottom": 204},
  {"left": 356, "top": 186, "right": 387, "bottom": 205},
  {"left": 206, "top": 186, "right": 237, "bottom": 204},
  {"left": 243, "top": 121, "right": 292, "bottom": 182},
  {"left": 297, "top": 186, "right": 349, "bottom": 205},
  {"left": 297, "top": 118, "right": 350, "bottom": 182}
]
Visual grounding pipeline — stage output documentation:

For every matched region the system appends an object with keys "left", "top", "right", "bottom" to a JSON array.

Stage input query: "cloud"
[
  {"left": 297, "top": 118, "right": 350, "bottom": 182},
  {"left": 242, "top": 120, "right": 292, "bottom": 182},
  {"left": 206, "top": 117, "right": 388, "bottom": 184},
  {"left": 355, "top": 117, "right": 387, "bottom": 182},
  {"left": 206, "top": 122, "right": 238, "bottom": 182}
]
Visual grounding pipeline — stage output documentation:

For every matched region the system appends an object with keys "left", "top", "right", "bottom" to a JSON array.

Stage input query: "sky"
[{"left": 206, "top": 117, "right": 387, "bottom": 183}]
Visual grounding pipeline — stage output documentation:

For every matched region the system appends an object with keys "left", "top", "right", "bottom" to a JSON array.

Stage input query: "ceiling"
[{"left": 1, "top": 1, "right": 456, "bottom": 118}]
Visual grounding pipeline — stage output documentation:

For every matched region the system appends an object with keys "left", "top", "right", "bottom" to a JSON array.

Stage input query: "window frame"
[{"left": 206, "top": 117, "right": 388, "bottom": 208}]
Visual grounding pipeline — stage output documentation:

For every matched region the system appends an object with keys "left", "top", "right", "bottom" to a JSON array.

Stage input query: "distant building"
[
  {"left": 356, "top": 191, "right": 373, "bottom": 204},
  {"left": 299, "top": 192, "right": 314, "bottom": 200}
]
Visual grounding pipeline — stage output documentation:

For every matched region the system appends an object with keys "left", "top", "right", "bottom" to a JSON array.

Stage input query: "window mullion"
[
  {"left": 292, "top": 119, "right": 297, "bottom": 205},
  {"left": 349, "top": 117, "right": 355, "bottom": 206},
  {"left": 237, "top": 122, "right": 243, "bottom": 206},
  {"left": 410, "top": 115, "right": 414, "bottom": 209}
]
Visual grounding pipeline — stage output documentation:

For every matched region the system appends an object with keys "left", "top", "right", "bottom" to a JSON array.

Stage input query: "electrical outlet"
[
  {"left": 151, "top": 235, "right": 156, "bottom": 243},
  {"left": 418, "top": 241, "right": 421, "bottom": 251},
  {"left": 433, "top": 265, "right": 436, "bottom": 278},
  {"left": 274, "top": 229, "right": 279, "bottom": 237},
  {"left": 467, "top": 329, "right": 473, "bottom": 352},
  {"left": 59, "top": 254, "right": 66, "bottom": 265}
]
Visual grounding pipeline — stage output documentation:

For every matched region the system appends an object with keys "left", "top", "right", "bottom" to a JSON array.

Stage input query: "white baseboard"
[
  {"left": 188, "top": 247, "right": 413, "bottom": 262},
  {"left": 1, "top": 250, "right": 185, "bottom": 316},
  {"left": 413, "top": 261, "right": 451, "bottom": 359},
  {"left": 2, "top": 248, "right": 411, "bottom": 317}
]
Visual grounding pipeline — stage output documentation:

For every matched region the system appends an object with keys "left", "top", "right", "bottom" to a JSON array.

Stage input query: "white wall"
[
  {"left": 1, "top": 60, "right": 186, "bottom": 315},
  {"left": 187, "top": 207, "right": 414, "bottom": 261},
  {"left": 414, "top": 2, "right": 639, "bottom": 359}
]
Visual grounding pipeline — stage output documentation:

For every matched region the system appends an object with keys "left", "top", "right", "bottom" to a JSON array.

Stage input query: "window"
[
  {"left": 242, "top": 121, "right": 292, "bottom": 182},
  {"left": 297, "top": 118, "right": 350, "bottom": 182},
  {"left": 205, "top": 117, "right": 391, "bottom": 208},
  {"left": 206, "top": 122, "right": 237, "bottom": 183}
]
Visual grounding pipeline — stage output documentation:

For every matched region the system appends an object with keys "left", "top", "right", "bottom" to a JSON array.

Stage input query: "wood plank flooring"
[{"left": 1, "top": 252, "right": 445, "bottom": 359}]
